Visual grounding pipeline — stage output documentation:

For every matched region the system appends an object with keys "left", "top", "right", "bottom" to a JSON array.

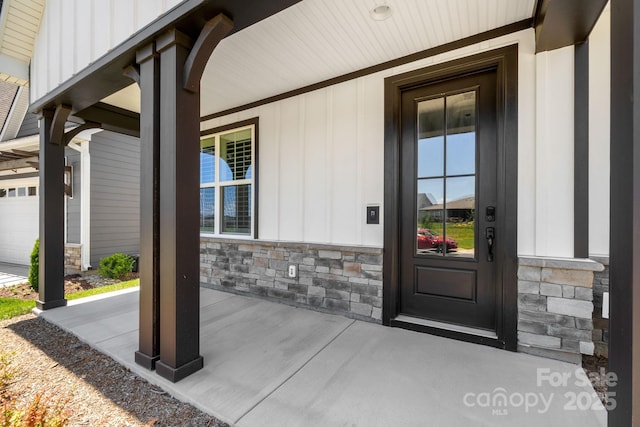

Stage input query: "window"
[
  {"left": 200, "top": 121, "right": 256, "bottom": 237},
  {"left": 0, "top": 187, "right": 37, "bottom": 198}
]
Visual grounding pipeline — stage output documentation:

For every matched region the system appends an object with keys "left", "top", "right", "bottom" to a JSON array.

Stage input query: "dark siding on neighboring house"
[
  {"left": 15, "top": 112, "right": 38, "bottom": 138},
  {"left": 89, "top": 131, "right": 140, "bottom": 266},
  {"left": 65, "top": 148, "right": 81, "bottom": 244}
]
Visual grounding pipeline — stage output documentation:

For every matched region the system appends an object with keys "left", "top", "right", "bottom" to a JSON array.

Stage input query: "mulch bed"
[
  {"left": 0, "top": 313, "right": 227, "bottom": 426},
  {"left": 0, "top": 273, "right": 137, "bottom": 301},
  {"left": 582, "top": 354, "right": 610, "bottom": 406}
]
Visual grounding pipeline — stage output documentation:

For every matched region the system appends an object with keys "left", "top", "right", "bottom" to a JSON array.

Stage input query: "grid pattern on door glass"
[{"left": 416, "top": 91, "right": 476, "bottom": 258}]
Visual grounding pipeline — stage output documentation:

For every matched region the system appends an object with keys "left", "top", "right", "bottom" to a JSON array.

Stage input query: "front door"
[{"left": 399, "top": 69, "right": 499, "bottom": 334}]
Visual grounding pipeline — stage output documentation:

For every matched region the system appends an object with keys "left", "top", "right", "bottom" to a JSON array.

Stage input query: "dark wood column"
[
  {"left": 609, "top": 0, "right": 640, "bottom": 425},
  {"left": 36, "top": 106, "right": 70, "bottom": 310},
  {"left": 154, "top": 29, "right": 203, "bottom": 382},
  {"left": 134, "top": 43, "right": 162, "bottom": 370},
  {"left": 574, "top": 42, "right": 589, "bottom": 259}
]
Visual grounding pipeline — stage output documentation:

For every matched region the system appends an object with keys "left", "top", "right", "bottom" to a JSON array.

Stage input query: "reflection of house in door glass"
[{"left": 416, "top": 91, "right": 477, "bottom": 257}]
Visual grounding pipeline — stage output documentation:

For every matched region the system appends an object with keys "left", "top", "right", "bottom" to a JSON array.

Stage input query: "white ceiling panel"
[
  {"left": 200, "top": 0, "right": 535, "bottom": 116},
  {"left": 0, "top": 0, "right": 45, "bottom": 63},
  {"left": 102, "top": 0, "right": 535, "bottom": 116}
]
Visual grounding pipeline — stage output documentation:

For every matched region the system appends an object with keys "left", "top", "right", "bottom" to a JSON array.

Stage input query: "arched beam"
[
  {"left": 123, "top": 64, "right": 141, "bottom": 86},
  {"left": 50, "top": 104, "right": 72, "bottom": 145},
  {"left": 183, "top": 14, "right": 233, "bottom": 93},
  {"left": 64, "top": 121, "right": 102, "bottom": 146}
]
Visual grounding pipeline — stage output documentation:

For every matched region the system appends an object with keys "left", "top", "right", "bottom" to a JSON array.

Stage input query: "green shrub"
[
  {"left": 98, "top": 253, "right": 135, "bottom": 280},
  {"left": 28, "top": 239, "right": 39, "bottom": 291}
]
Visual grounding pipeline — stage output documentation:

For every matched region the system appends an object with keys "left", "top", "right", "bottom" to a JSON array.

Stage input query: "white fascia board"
[{"left": 0, "top": 53, "right": 29, "bottom": 83}]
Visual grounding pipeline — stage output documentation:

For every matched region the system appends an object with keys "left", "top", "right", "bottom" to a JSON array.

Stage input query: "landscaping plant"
[
  {"left": 98, "top": 253, "right": 135, "bottom": 280},
  {"left": 0, "top": 352, "right": 70, "bottom": 426},
  {"left": 28, "top": 239, "right": 39, "bottom": 292}
]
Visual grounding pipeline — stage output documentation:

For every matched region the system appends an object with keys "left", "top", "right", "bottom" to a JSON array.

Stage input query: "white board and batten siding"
[
  {"left": 203, "top": 27, "right": 610, "bottom": 259},
  {"left": 30, "top": 0, "right": 185, "bottom": 103},
  {"left": 89, "top": 131, "right": 140, "bottom": 267}
]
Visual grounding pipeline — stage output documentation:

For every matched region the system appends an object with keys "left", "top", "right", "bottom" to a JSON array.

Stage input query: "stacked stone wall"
[
  {"left": 517, "top": 257, "right": 604, "bottom": 364},
  {"left": 64, "top": 244, "right": 82, "bottom": 271},
  {"left": 590, "top": 256, "right": 609, "bottom": 358},
  {"left": 200, "top": 238, "right": 383, "bottom": 322}
]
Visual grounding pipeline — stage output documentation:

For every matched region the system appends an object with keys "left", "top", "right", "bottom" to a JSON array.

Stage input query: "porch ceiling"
[
  {"left": 101, "top": 0, "right": 536, "bottom": 118},
  {"left": 34, "top": 0, "right": 608, "bottom": 124},
  {"left": 0, "top": 0, "right": 44, "bottom": 85},
  {"left": 200, "top": 0, "right": 535, "bottom": 116}
]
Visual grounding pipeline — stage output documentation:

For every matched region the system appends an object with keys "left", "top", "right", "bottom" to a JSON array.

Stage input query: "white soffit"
[
  {"left": 200, "top": 0, "right": 535, "bottom": 116},
  {"left": 100, "top": 0, "right": 535, "bottom": 116},
  {"left": 102, "top": 84, "right": 142, "bottom": 114},
  {"left": 0, "top": 0, "right": 45, "bottom": 85}
]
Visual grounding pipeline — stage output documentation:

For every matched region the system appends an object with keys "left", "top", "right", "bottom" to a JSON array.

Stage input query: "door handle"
[{"left": 485, "top": 227, "right": 495, "bottom": 262}]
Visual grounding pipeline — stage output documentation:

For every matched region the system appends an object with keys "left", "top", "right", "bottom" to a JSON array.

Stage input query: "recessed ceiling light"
[{"left": 370, "top": 4, "right": 392, "bottom": 21}]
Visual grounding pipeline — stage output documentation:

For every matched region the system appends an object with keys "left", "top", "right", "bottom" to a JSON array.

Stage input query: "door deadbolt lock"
[{"left": 486, "top": 206, "right": 496, "bottom": 222}]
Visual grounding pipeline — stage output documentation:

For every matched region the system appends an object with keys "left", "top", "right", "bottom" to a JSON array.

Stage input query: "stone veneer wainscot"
[
  {"left": 590, "top": 256, "right": 609, "bottom": 358},
  {"left": 517, "top": 256, "right": 604, "bottom": 364},
  {"left": 200, "top": 238, "right": 383, "bottom": 322},
  {"left": 64, "top": 243, "right": 82, "bottom": 272}
]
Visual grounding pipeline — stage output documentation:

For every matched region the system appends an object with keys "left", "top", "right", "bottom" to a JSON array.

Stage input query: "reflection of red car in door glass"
[{"left": 417, "top": 228, "right": 458, "bottom": 252}]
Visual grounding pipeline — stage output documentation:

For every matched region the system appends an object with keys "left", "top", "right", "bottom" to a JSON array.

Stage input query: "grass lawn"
[
  {"left": 66, "top": 278, "right": 139, "bottom": 301},
  {"left": 0, "top": 279, "right": 139, "bottom": 320},
  {"left": 0, "top": 298, "right": 36, "bottom": 320}
]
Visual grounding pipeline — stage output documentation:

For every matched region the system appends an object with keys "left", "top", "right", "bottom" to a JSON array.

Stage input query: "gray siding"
[
  {"left": 65, "top": 148, "right": 81, "bottom": 244},
  {"left": 15, "top": 111, "right": 38, "bottom": 138},
  {"left": 89, "top": 131, "right": 140, "bottom": 266}
]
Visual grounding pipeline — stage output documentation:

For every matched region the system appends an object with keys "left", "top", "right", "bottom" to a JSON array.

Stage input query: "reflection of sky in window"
[
  {"left": 201, "top": 154, "right": 252, "bottom": 183},
  {"left": 418, "top": 132, "right": 475, "bottom": 178},
  {"left": 446, "top": 133, "right": 475, "bottom": 175},
  {"left": 200, "top": 149, "right": 216, "bottom": 184},
  {"left": 418, "top": 177, "right": 474, "bottom": 204},
  {"left": 224, "top": 187, "right": 234, "bottom": 216},
  {"left": 418, "top": 137, "right": 444, "bottom": 177},
  {"left": 445, "top": 176, "right": 475, "bottom": 202}
]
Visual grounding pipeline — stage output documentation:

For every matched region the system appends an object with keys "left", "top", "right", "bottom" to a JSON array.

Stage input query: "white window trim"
[{"left": 200, "top": 123, "right": 256, "bottom": 239}]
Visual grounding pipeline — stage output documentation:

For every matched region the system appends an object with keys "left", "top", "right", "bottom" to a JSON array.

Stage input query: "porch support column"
[
  {"left": 610, "top": 0, "right": 640, "bottom": 424},
  {"left": 134, "top": 42, "right": 161, "bottom": 370},
  {"left": 153, "top": 14, "right": 232, "bottom": 383},
  {"left": 37, "top": 105, "right": 71, "bottom": 310},
  {"left": 574, "top": 41, "right": 589, "bottom": 259},
  {"left": 154, "top": 29, "right": 202, "bottom": 383}
]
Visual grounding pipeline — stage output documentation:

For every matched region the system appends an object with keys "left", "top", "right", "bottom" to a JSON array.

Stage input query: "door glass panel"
[
  {"left": 417, "top": 98, "right": 445, "bottom": 178},
  {"left": 416, "top": 91, "right": 477, "bottom": 258},
  {"left": 417, "top": 178, "right": 444, "bottom": 254},
  {"left": 446, "top": 92, "right": 476, "bottom": 176},
  {"left": 445, "top": 176, "right": 475, "bottom": 258}
]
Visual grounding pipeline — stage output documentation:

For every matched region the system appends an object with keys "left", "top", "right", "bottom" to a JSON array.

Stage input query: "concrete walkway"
[
  {"left": 0, "top": 262, "right": 29, "bottom": 287},
  {"left": 37, "top": 288, "right": 607, "bottom": 427}
]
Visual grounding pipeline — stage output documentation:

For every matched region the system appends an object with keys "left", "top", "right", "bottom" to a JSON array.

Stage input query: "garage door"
[{"left": 0, "top": 186, "right": 39, "bottom": 265}]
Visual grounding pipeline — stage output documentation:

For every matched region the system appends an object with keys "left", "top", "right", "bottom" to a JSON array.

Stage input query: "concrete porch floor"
[{"left": 37, "top": 288, "right": 607, "bottom": 427}]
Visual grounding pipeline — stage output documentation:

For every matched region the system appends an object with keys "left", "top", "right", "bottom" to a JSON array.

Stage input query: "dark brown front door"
[{"left": 399, "top": 69, "right": 498, "bottom": 334}]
